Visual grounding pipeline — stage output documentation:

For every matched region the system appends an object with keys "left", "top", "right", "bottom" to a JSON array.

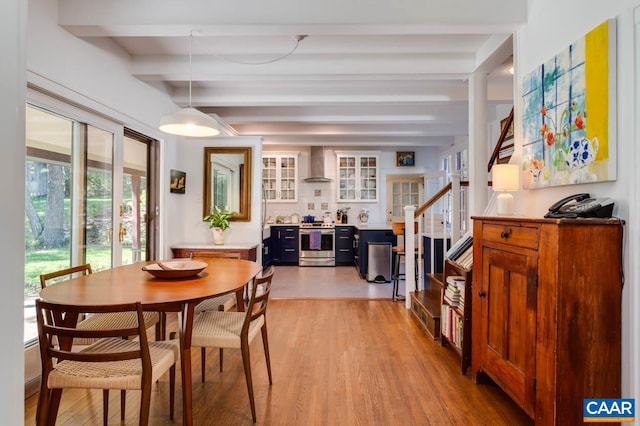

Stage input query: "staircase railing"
[
  {"left": 400, "top": 173, "right": 468, "bottom": 309},
  {"left": 488, "top": 106, "right": 514, "bottom": 173}
]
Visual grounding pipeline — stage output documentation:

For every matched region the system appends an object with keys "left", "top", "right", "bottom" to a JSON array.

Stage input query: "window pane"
[
  {"left": 84, "top": 125, "right": 113, "bottom": 272},
  {"left": 122, "top": 137, "right": 148, "bottom": 265},
  {"left": 25, "top": 106, "right": 74, "bottom": 344}
]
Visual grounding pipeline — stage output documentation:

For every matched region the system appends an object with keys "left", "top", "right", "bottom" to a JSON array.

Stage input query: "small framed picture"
[
  {"left": 500, "top": 116, "right": 514, "bottom": 141},
  {"left": 170, "top": 169, "right": 186, "bottom": 194},
  {"left": 396, "top": 151, "right": 415, "bottom": 167}
]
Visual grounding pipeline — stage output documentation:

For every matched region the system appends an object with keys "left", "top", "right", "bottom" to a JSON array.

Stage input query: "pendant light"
[{"left": 159, "top": 31, "right": 220, "bottom": 137}]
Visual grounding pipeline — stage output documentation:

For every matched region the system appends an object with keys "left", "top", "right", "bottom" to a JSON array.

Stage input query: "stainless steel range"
[{"left": 299, "top": 222, "right": 335, "bottom": 266}]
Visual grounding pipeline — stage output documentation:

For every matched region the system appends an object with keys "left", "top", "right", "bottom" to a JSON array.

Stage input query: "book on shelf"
[
  {"left": 459, "top": 248, "right": 473, "bottom": 269},
  {"left": 446, "top": 275, "right": 465, "bottom": 286},
  {"left": 441, "top": 305, "right": 464, "bottom": 350},
  {"left": 444, "top": 282, "right": 462, "bottom": 307},
  {"left": 445, "top": 231, "right": 473, "bottom": 261},
  {"left": 452, "top": 245, "right": 473, "bottom": 269}
]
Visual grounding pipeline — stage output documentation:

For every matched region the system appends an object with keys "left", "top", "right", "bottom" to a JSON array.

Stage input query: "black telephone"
[{"left": 544, "top": 193, "right": 615, "bottom": 218}]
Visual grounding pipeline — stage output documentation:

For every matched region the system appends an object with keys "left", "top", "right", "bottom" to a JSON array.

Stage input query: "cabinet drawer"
[{"left": 482, "top": 223, "right": 539, "bottom": 250}]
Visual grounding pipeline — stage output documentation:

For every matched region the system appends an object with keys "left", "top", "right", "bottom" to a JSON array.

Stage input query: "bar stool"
[{"left": 391, "top": 222, "right": 419, "bottom": 302}]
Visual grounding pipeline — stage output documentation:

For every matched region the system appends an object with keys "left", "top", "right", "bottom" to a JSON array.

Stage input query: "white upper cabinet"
[
  {"left": 335, "top": 152, "right": 379, "bottom": 202},
  {"left": 262, "top": 153, "right": 299, "bottom": 202}
]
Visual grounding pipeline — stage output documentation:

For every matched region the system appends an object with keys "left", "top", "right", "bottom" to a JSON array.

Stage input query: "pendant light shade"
[
  {"left": 159, "top": 31, "right": 220, "bottom": 137},
  {"left": 159, "top": 107, "right": 220, "bottom": 137}
]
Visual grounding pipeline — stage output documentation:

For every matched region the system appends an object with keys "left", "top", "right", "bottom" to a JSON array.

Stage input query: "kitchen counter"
[
  {"left": 353, "top": 223, "right": 393, "bottom": 231},
  {"left": 265, "top": 223, "right": 394, "bottom": 231}
]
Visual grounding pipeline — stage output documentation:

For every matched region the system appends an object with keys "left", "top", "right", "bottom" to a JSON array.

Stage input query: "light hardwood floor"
[{"left": 25, "top": 267, "right": 533, "bottom": 425}]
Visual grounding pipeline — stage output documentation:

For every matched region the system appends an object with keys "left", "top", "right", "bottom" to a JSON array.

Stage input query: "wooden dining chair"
[
  {"left": 39, "top": 264, "right": 164, "bottom": 422},
  {"left": 189, "top": 251, "right": 243, "bottom": 313},
  {"left": 39, "top": 264, "right": 163, "bottom": 342},
  {"left": 34, "top": 299, "right": 179, "bottom": 426},
  {"left": 191, "top": 265, "right": 275, "bottom": 422}
]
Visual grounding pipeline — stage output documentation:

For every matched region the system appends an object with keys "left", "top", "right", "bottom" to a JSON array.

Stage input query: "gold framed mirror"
[{"left": 203, "top": 147, "right": 251, "bottom": 222}]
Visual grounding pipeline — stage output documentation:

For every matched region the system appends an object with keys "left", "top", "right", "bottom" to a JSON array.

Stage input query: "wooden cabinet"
[
  {"left": 171, "top": 244, "right": 258, "bottom": 261},
  {"left": 335, "top": 152, "right": 379, "bottom": 202},
  {"left": 262, "top": 153, "right": 299, "bottom": 202},
  {"left": 271, "top": 226, "right": 299, "bottom": 264},
  {"left": 471, "top": 216, "right": 624, "bottom": 424},
  {"left": 440, "top": 259, "right": 472, "bottom": 374},
  {"left": 335, "top": 225, "right": 355, "bottom": 265}
]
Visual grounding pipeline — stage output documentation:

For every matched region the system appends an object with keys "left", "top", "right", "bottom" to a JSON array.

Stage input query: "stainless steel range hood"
[{"left": 303, "top": 146, "right": 332, "bottom": 182}]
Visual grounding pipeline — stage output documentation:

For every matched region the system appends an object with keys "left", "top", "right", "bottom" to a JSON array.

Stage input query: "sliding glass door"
[
  {"left": 122, "top": 133, "right": 154, "bottom": 265},
  {"left": 24, "top": 104, "right": 157, "bottom": 345}
]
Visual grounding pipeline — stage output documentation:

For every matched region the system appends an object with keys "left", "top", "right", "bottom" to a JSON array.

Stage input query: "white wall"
[
  {"left": 513, "top": 0, "right": 640, "bottom": 410},
  {"left": 0, "top": 0, "right": 27, "bottom": 423},
  {"left": 27, "top": 0, "right": 179, "bottom": 131},
  {"left": 162, "top": 137, "right": 264, "bottom": 257}
]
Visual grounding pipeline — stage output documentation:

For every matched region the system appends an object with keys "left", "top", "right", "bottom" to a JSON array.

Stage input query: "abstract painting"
[{"left": 521, "top": 19, "right": 616, "bottom": 188}]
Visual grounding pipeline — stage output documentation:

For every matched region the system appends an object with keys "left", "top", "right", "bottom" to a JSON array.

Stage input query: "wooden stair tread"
[
  {"left": 412, "top": 289, "right": 441, "bottom": 316},
  {"left": 427, "top": 272, "right": 445, "bottom": 289},
  {"left": 410, "top": 289, "right": 442, "bottom": 340}
]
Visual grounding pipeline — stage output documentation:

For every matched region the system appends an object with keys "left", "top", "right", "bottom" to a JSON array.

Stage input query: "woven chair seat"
[
  {"left": 72, "top": 311, "right": 160, "bottom": 346},
  {"left": 192, "top": 311, "right": 264, "bottom": 349},
  {"left": 48, "top": 337, "right": 179, "bottom": 390},
  {"left": 195, "top": 293, "right": 236, "bottom": 313},
  {"left": 79, "top": 311, "right": 160, "bottom": 331}
]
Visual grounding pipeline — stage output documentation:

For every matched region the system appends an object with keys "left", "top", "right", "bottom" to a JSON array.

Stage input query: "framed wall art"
[
  {"left": 521, "top": 19, "right": 616, "bottom": 188},
  {"left": 500, "top": 115, "right": 514, "bottom": 141},
  {"left": 396, "top": 151, "right": 415, "bottom": 167},
  {"left": 170, "top": 169, "right": 186, "bottom": 194}
]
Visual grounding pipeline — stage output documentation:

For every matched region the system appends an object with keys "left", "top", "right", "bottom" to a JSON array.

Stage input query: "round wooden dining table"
[{"left": 38, "top": 257, "right": 263, "bottom": 426}]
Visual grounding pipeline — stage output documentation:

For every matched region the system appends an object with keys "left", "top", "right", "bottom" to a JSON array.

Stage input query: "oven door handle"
[{"left": 299, "top": 230, "right": 335, "bottom": 235}]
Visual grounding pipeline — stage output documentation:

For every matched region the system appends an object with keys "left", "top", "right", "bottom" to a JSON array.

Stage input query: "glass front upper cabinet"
[
  {"left": 262, "top": 153, "right": 298, "bottom": 202},
  {"left": 336, "top": 152, "right": 378, "bottom": 202}
]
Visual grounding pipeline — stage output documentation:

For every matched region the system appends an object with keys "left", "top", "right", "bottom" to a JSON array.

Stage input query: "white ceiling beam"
[
  {"left": 205, "top": 103, "right": 469, "bottom": 120},
  {"left": 258, "top": 134, "right": 456, "bottom": 146},
  {"left": 230, "top": 122, "right": 466, "bottom": 134},
  {"left": 130, "top": 54, "right": 476, "bottom": 80},
  {"left": 59, "top": 0, "right": 527, "bottom": 36}
]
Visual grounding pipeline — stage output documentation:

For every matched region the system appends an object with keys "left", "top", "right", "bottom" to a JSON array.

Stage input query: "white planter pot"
[{"left": 211, "top": 227, "right": 225, "bottom": 245}]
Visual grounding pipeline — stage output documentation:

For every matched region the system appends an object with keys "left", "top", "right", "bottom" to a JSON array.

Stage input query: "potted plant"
[{"left": 203, "top": 207, "right": 237, "bottom": 245}]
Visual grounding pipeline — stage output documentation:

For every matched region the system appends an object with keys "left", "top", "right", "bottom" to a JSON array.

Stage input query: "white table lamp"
[{"left": 493, "top": 164, "right": 520, "bottom": 215}]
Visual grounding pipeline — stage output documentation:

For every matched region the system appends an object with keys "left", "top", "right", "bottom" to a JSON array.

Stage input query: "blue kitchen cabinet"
[
  {"left": 271, "top": 225, "right": 299, "bottom": 265},
  {"left": 262, "top": 236, "right": 272, "bottom": 268},
  {"left": 335, "top": 225, "right": 355, "bottom": 265}
]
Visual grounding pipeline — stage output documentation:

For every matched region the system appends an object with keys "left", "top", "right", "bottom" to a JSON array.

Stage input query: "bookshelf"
[
  {"left": 410, "top": 232, "right": 471, "bottom": 343},
  {"left": 440, "top": 258, "right": 472, "bottom": 375}
]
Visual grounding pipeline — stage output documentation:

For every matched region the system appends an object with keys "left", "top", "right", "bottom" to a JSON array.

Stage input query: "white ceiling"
[{"left": 57, "top": 0, "right": 523, "bottom": 147}]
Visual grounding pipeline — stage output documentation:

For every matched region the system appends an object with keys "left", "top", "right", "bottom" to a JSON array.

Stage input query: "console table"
[{"left": 170, "top": 243, "right": 259, "bottom": 261}]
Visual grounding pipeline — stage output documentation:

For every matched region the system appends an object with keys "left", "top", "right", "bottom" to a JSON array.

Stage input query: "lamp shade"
[
  {"left": 159, "top": 107, "right": 220, "bottom": 137},
  {"left": 492, "top": 164, "right": 520, "bottom": 216},
  {"left": 492, "top": 164, "right": 520, "bottom": 192}
]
